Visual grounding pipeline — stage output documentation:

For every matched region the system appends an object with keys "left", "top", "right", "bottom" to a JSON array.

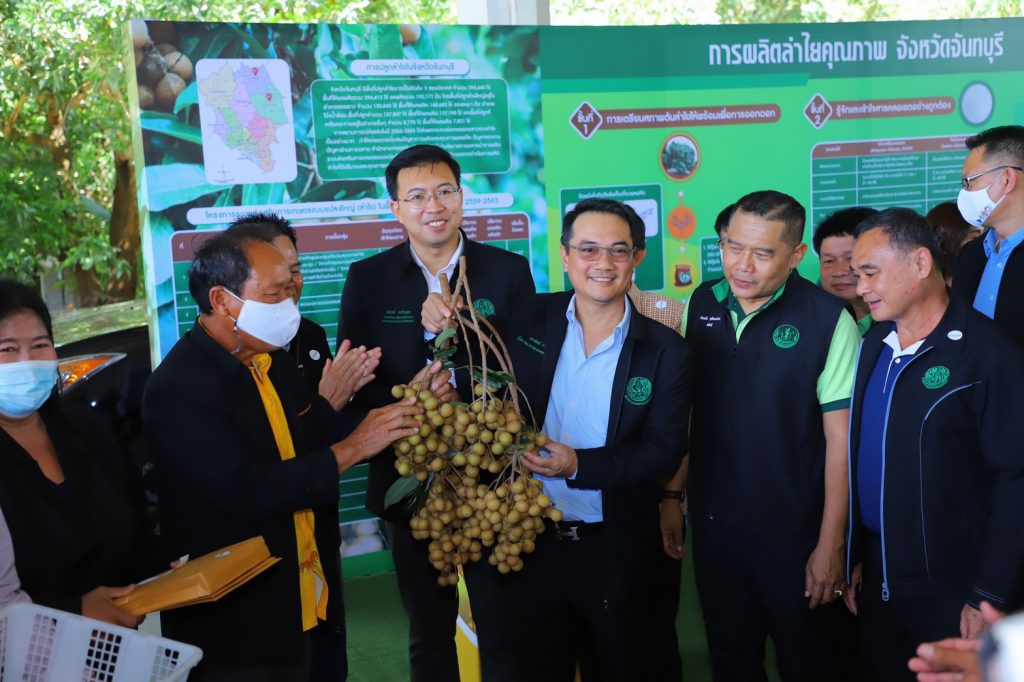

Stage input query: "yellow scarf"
[{"left": 248, "top": 353, "right": 328, "bottom": 631}]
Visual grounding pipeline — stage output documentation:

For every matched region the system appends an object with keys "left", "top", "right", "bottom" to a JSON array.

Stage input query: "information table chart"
[
  {"left": 809, "top": 135, "right": 968, "bottom": 228},
  {"left": 170, "top": 214, "right": 531, "bottom": 529}
]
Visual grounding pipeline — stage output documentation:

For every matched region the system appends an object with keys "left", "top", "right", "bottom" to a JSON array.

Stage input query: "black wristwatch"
[{"left": 661, "top": 489, "right": 685, "bottom": 501}]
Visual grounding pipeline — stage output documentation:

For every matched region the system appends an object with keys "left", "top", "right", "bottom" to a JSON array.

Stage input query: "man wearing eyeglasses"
[
  {"left": 337, "top": 144, "right": 534, "bottom": 681},
  {"left": 465, "top": 198, "right": 691, "bottom": 681},
  {"left": 681, "top": 190, "right": 860, "bottom": 681},
  {"left": 952, "top": 125, "right": 1024, "bottom": 347}
]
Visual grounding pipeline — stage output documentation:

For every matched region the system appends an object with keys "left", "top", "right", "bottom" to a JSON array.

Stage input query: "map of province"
[{"left": 196, "top": 59, "right": 296, "bottom": 185}]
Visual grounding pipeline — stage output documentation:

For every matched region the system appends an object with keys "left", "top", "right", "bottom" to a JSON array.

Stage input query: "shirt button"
[
  {"left": 569, "top": 402, "right": 576, "bottom": 409},
  {"left": 990, "top": 295, "right": 995, "bottom": 300},
  {"left": 998, "top": 263, "right": 1003, "bottom": 268},
  {"left": 894, "top": 358, "right": 901, "bottom": 364}
]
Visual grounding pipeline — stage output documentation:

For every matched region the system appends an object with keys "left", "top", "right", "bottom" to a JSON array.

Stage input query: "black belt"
[{"left": 548, "top": 519, "right": 604, "bottom": 541}]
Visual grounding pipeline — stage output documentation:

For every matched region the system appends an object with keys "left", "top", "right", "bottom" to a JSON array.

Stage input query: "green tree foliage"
[{"left": 0, "top": 0, "right": 454, "bottom": 302}]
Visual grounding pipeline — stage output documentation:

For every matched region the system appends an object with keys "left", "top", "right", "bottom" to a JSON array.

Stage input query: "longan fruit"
[
  {"left": 137, "top": 84, "right": 155, "bottom": 110},
  {"left": 138, "top": 51, "right": 167, "bottom": 86},
  {"left": 164, "top": 51, "right": 193, "bottom": 82},
  {"left": 147, "top": 21, "right": 177, "bottom": 45},
  {"left": 154, "top": 72, "right": 185, "bottom": 111},
  {"left": 131, "top": 19, "right": 152, "bottom": 49},
  {"left": 399, "top": 24, "right": 421, "bottom": 45}
]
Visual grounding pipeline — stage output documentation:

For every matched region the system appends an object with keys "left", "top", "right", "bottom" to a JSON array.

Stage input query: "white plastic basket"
[{"left": 0, "top": 602, "right": 201, "bottom": 681}]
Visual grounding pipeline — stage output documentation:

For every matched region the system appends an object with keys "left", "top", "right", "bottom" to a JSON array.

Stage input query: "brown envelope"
[{"left": 114, "top": 536, "right": 281, "bottom": 616}]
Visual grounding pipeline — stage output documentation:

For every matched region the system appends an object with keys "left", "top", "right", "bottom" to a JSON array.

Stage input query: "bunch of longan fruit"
[
  {"left": 389, "top": 382, "right": 563, "bottom": 586},
  {"left": 131, "top": 19, "right": 193, "bottom": 112}
]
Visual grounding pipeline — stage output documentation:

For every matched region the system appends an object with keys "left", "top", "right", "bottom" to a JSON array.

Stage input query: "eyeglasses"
[
  {"left": 565, "top": 243, "right": 636, "bottom": 262},
  {"left": 961, "top": 165, "right": 1023, "bottom": 191},
  {"left": 397, "top": 188, "right": 462, "bottom": 209}
]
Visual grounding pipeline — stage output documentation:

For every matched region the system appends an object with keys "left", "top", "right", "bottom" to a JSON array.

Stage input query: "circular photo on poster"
[
  {"left": 660, "top": 133, "right": 701, "bottom": 181},
  {"left": 960, "top": 81, "right": 994, "bottom": 127}
]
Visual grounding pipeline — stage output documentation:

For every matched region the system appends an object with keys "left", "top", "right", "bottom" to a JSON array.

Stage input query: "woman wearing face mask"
[{"left": 0, "top": 279, "right": 154, "bottom": 627}]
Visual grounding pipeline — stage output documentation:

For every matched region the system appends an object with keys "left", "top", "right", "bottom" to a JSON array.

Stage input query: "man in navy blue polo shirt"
[{"left": 846, "top": 207, "right": 1024, "bottom": 681}]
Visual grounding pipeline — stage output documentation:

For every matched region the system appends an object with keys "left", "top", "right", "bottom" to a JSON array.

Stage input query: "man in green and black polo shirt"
[
  {"left": 814, "top": 206, "right": 879, "bottom": 337},
  {"left": 683, "top": 190, "right": 860, "bottom": 680}
]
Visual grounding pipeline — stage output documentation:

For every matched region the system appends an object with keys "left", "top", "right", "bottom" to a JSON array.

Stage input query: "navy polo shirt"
[{"left": 857, "top": 328, "right": 924, "bottom": 534}]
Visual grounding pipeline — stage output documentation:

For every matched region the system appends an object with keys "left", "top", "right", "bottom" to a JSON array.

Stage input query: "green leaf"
[
  {"left": 405, "top": 474, "right": 432, "bottom": 513},
  {"left": 241, "top": 182, "right": 286, "bottom": 208},
  {"left": 368, "top": 25, "right": 404, "bottom": 60},
  {"left": 432, "top": 345, "right": 458, "bottom": 361},
  {"left": 468, "top": 366, "right": 512, "bottom": 387},
  {"left": 145, "top": 163, "right": 222, "bottom": 212},
  {"left": 140, "top": 112, "right": 202, "bottom": 145},
  {"left": 384, "top": 475, "right": 420, "bottom": 509},
  {"left": 297, "top": 180, "right": 378, "bottom": 203},
  {"left": 78, "top": 194, "right": 111, "bottom": 220},
  {"left": 173, "top": 80, "right": 198, "bottom": 114},
  {"left": 433, "top": 327, "right": 457, "bottom": 349},
  {"left": 229, "top": 25, "right": 269, "bottom": 59}
]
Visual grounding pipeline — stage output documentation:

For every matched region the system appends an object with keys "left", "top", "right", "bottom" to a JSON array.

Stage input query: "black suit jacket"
[
  {"left": 288, "top": 316, "right": 332, "bottom": 397},
  {"left": 952, "top": 231, "right": 1024, "bottom": 347},
  {"left": 339, "top": 233, "right": 535, "bottom": 521},
  {"left": 846, "top": 295, "right": 1024, "bottom": 608},
  {"left": 498, "top": 292, "right": 691, "bottom": 603},
  {"left": 142, "top": 324, "right": 346, "bottom": 671}
]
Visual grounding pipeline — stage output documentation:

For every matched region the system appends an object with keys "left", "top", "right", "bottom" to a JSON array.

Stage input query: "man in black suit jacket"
[
  {"left": 846, "top": 208, "right": 1024, "bottom": 680},
  {"left": 144, "top": 232, "right": 424, "bottom": 681},
  {"left": 465, "top": 198, "right": 691, "bottom": 682},
  {"left": 227, "top": 214, "right": 381, "bottom": 412},
  {"left": 337, "top": 144, "right": 534, "bottom": 681},
  {"left": 951, "top": 125, "right": 1024, "bottom": 347}
]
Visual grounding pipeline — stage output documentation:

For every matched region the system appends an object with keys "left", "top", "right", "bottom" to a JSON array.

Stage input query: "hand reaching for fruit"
[{"left": 522, "top": 440, "right": 578, "bottom": 479}]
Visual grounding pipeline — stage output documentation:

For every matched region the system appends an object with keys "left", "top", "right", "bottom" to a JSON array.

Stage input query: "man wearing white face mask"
[
  {"left": 143, "top": 232, "right": 447, "bottom": 681},
  {"left": 952, "top": 125, "right": 1024, "bottom": 347}
]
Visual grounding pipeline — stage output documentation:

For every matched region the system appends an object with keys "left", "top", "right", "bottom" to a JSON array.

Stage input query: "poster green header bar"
[{"left": 540, "top": 17, "right": 1021, "bottom": 82}]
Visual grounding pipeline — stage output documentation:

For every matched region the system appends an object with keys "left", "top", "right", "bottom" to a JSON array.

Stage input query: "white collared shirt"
[{"left": 411, "top": 233, "right": 464, "bottom": 342}]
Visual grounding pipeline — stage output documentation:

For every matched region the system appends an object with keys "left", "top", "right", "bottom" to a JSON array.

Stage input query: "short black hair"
[
  {"left": 188, "top": 233, "right": 254, "bottom": 315},
  {"left": 925, "top": 201, "right": 973, "bottom": 279},
  {"left": 714, "top": 203, "right": 734, "bottom": 237},
  {"left": 385, "top": 145, "right": 461, "bottom": 200},
  {"left": 0, "top": 278, "right": 53, "bottom": 339},
  {"left": 732, "top": 190, "right": 805, "bottom": 247},
  {"left": 229, "top": 211, "right": 295, "bottom": 246},
  {"left": 966, "top": 125, "right": 1024, "bottom": 166},
  {"left": 854, "top": 207, "right": 942, "bottom": 266},
  {"left": 562, "top": 198, "right": 646, "bottom": 251},
  {"left": 813, "top": 207, "right": 879, "bottom": 255}
]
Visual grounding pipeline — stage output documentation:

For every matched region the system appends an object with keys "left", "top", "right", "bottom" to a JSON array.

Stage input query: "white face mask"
[
  {"left": 226, "top": 290, "right": 300, "bottom": 349},
  {"left": 957, "top": 177, "right": 1005, "bottom": 227},
  {"left": 0, "top": 360, "right": 58, "bottom": 419}
]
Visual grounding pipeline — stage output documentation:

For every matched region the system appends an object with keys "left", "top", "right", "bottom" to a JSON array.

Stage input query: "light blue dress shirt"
[
  {"left": 974, "top": 227, "right": 1024, "bottom": 318},
  {"left": 537, "top": 295, "right": 631, "bottom": 523}
]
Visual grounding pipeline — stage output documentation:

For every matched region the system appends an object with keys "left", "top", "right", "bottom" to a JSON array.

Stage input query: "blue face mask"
[{"left": 0, "top": 360, "right": 58, "bottom": 419}]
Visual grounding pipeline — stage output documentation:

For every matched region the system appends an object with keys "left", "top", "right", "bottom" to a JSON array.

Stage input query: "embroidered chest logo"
[
  {"left": 515, "top": 335, "right": 545, "bottom": 355},
  {"left": 625, "top": 376, "right": 653, "bottom": 406},
  {"left": 382, "top": 308, "right": 414, "bottom": 324},
  {"left": 473, "top": 298, "right": 496, "bottom": 318},
  {"left": 922, "top": 365, "right": 950, "bottom": 390},
  {"left": 699, "top": 314, "right": 722, "bottom": 328},
  {"left": 772, "top": 324, "right": 800, "bottom": 349}
]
